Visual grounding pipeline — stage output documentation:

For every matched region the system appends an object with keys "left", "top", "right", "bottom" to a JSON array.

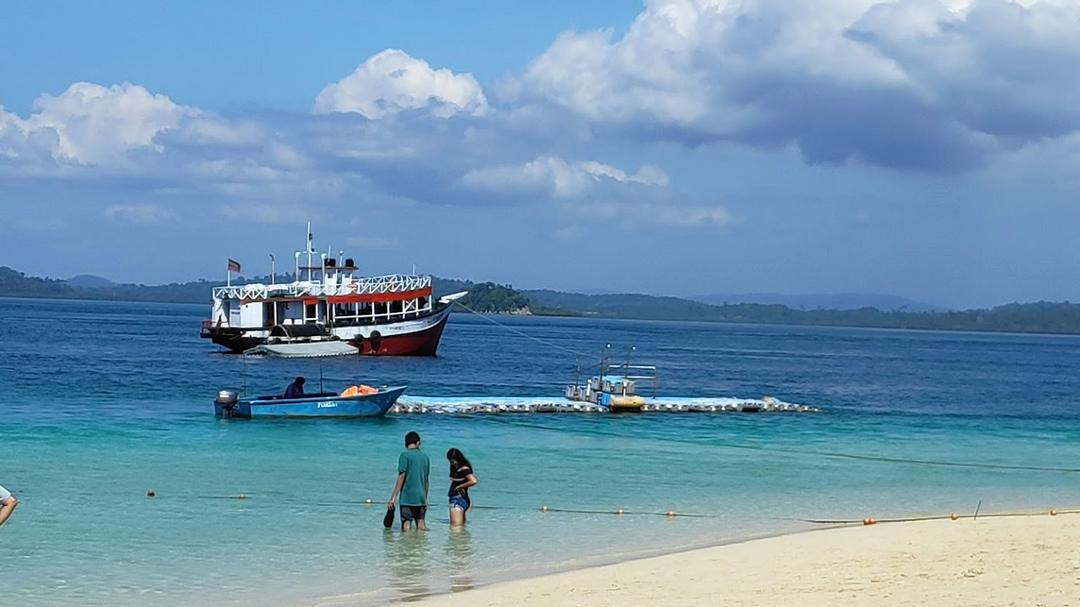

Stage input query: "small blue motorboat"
[{"left": 213, "top": 384, "right": 407, "bottom": 418}]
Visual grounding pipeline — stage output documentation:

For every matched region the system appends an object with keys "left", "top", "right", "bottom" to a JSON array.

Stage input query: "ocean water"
[{"left": 2, "top": 297, "right": 1080, "bottom": 605}]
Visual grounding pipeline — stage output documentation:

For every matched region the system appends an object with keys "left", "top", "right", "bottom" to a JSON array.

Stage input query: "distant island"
[{"left": 4, "top": 265, "right": 1080, "bottom": 335}]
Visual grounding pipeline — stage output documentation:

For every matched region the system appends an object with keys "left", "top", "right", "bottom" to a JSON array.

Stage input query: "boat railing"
[{"left": 212, "top": 274, "right": 431, "bottom": 301}]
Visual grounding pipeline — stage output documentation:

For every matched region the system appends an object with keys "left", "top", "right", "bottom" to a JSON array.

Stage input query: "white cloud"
[
  {"left": 0, "top": 82, "right": 256, "bottom": 167},
  {"left": 104, "top": 203, "right": 177, "bottom": 225},
  {"left": 3, "top": 83, "right": 195, "bottom": 165},
  {"left": 462, "top": 154, "right": 722, "bottom": 231},
  {"left": 513, "top": 0, "right": 1080, "bottom": 171},
  {"left": 462, "top": 155, "right": 668, "bottom": 198},
  {"left": 314, "top": 49, "right": 488, "bottom": 119},
  {"left": 554, "top": 198, "right": 732, "bottom": 233}
]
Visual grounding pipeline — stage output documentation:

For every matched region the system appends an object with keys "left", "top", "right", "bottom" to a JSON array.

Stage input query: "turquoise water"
[{"left": 2, "top": 298, "right": 1080, "bottom": 605}]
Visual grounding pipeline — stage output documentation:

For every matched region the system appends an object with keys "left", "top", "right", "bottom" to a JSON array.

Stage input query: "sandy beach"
[{"left": 415, "top": 512, "right": 1080, "bottom": 607}]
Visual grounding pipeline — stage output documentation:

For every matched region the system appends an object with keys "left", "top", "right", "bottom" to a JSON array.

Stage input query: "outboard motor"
[{"left": 215, "top": 389, "right": 240, "bottom": 417}]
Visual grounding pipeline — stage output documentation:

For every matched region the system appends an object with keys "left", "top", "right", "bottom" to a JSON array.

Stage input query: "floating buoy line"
[{"left": 145, "top": 490, "right": 1079, "bottom": 527}]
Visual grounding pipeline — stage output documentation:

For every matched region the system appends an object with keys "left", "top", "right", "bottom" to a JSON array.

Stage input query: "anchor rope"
[{"left": 452, "top": 300, "right": 591, "bottom": 358}]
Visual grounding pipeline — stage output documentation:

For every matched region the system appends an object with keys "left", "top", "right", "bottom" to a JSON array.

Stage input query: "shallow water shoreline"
[{"left": 399, "top": 507, "right": 1079, "bottom": 607}]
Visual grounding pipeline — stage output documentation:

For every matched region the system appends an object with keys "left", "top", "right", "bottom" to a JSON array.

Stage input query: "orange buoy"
[
  {"left": 365, "top": 498, "right": 374, "bottom": 505},
  {"left": 666, "top": 511, "right": 677, "bottom": 518},
  {"left": 540, "top": 505, "right": 549, "bottom": 512},
  {"left": 1050, "top": 509, "right": 1057, "bottom": 516},
  {"left": 237, "top": 494, "right": 247, "bottom": 500},
  {"left": 616, "top": 508, "right": 625, "bottom": 516},
  {"left": 950, "top": 512, "right": 958, "bottom": 520},
  {"left": 863, "top": 517, "right": 877, "bottom": 526},
  {"left": 146, "top": 489, "right": 156, "bottom": 498}
]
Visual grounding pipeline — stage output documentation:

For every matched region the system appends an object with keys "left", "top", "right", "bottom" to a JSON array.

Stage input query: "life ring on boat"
[{"left": 368, "top": 330, "right": 382, "bottom": 354}]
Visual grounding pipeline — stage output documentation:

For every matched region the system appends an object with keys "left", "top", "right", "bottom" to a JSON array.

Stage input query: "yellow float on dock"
[{"left": 607, "top": 395, "right": 646, "bottom": 412}]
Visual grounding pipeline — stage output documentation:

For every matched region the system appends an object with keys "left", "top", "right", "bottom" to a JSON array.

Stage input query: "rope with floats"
[{"left": 142, "top": 490, "right": 1080, "bottom": 527}]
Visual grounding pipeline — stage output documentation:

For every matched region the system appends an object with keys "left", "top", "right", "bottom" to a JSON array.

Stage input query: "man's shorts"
[
  {"left": 400, "top": 505, "right": 427, "bottom": 523},
  {"left": 0, "top": 484, "right": 10, "bottom": 501}
]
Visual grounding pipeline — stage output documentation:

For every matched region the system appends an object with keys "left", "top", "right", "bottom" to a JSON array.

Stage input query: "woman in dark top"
[{"left": 446, "top": 448, "right": 478, "bottom": 527}]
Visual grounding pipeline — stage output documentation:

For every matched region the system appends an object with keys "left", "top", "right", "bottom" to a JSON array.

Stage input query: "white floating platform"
[{"left": 391, "top": 396, "right": 818, "bottom": 415}]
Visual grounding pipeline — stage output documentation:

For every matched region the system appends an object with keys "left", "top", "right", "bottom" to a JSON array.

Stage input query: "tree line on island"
[{"left": 4, "top": 265, "right": 1080, "bottom": 335}]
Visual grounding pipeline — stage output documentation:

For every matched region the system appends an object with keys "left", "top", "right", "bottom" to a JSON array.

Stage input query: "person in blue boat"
[
  {"left": 284, "top": 376, "right": 305, "bottom": 399},
  {"left": 446, "top": 448, "right": 478, "bottom": 527},
  {"left": 0, "top": 483, "right": 17, "bottom": 528},
  {"left": 388, "top": 431, "right": 430, "bottom": 531}
]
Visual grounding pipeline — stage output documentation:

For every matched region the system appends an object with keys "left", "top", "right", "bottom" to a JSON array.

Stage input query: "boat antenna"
[
  {"left": 599, "top": 343, "right": 610, "bottom": 384},
  {"left": 269, "top": 253, "right": 276, "bottom": 286},
  {"left": 306, "top": 222, "right": 313, "bottom": 282},
  {"left": 624, "top": 346, "right": 635, "bottom": 396}
]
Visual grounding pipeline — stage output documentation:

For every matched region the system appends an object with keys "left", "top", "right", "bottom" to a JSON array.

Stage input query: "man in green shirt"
[{"left": 388, "top": 431, "right": 430, "bottom": 531}]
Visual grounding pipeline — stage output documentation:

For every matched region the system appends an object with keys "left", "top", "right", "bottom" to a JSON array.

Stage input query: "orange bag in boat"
[{"left": 341, "top": 384, "right": 378, "bottom": 397}]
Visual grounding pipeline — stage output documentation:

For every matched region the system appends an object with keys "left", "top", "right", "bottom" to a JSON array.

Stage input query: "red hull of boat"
[{"left": 350, "top": 309, "right": 449, "bottom": 356}]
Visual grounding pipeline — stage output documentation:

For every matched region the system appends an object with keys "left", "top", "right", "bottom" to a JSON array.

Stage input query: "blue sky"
[{"left": 2, "top": 0, "right": 1080, "bottom": 308}]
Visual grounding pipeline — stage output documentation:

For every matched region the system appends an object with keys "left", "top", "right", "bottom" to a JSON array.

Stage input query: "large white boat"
[{"left": 200, "top": 227, "right": 464, "bottom": 356}]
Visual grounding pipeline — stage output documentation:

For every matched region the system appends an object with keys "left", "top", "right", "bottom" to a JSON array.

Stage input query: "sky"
[{"left": 2, "top": 0, "right": 1080, "bottom": 309}]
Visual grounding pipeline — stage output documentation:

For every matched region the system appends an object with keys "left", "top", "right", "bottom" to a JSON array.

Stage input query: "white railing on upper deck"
[{"left": 212, "top": 274, "right": 432, "bottom": 301}]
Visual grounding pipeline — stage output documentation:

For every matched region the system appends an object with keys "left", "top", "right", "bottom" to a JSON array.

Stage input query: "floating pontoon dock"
[{"left": 391, "top": 395, "right": 818, "bottom": 415}]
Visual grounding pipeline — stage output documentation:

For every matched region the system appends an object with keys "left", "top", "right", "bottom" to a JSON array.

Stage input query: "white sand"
[{"left": 416, "top": 512, "right": 1080, "bottom": 607}]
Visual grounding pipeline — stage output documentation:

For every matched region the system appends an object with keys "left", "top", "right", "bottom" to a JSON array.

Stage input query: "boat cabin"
[{"left": 207, "top": 259, "right": 434, "bottom": 332}]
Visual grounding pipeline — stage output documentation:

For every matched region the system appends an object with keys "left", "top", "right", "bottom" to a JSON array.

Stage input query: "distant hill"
[
  {"left": 691, "top": 292, "right": 945, "bottom": 312},
  {"left": 3, "top": 267, "right": 545, "bottom": 311},
  {"left": 66, "top": 274, "right": 116, "bottom": 288},
  {"left": 5, "top": 265, "right": 1080, "bottom": 335},
  {"left": 525, "top": 289, "right": 722, "bottom": 320}
]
